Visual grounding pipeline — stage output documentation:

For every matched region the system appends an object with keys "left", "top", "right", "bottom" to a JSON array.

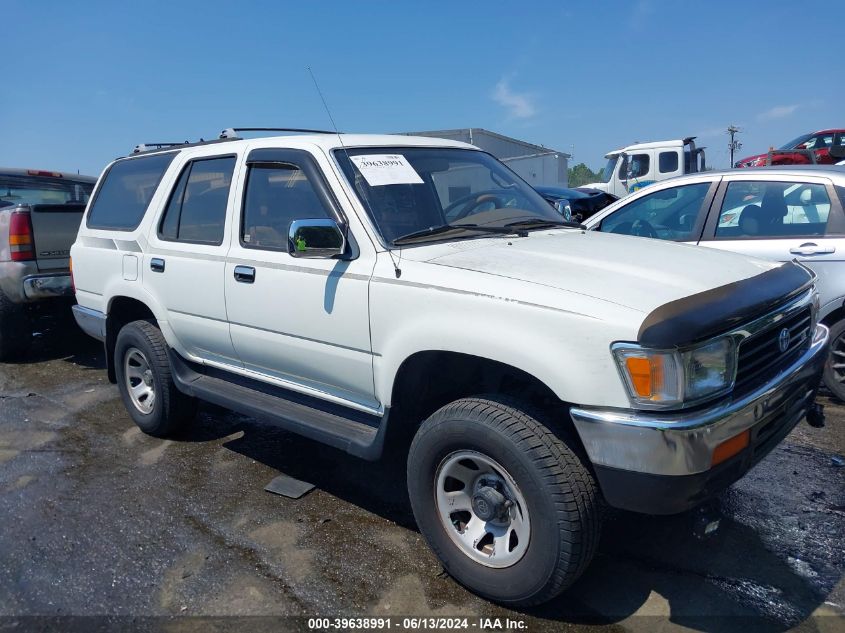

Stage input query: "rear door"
[
  {"left": 142, "top": 153, "right": 241, "bottom": 365},
  {"left": 699, "top": 174, "right": 845, "bottom": 313}
]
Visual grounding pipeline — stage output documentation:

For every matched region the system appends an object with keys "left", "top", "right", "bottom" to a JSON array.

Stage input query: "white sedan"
[{"left": 584, "top": 165, "right": 845, "bottom": 400}]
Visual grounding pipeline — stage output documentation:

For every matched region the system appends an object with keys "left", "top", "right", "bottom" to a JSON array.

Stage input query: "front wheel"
[
  {"left": 407, "top": 397, "right": 601, "bottom": 606},
  {"left": 823, "top": 319, "right": 845, "bottom": 401}
]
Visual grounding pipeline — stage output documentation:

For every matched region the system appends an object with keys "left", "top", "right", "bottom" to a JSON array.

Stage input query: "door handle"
[
  {"left": 150, "top": 258, "right": 165, "bottom": 273},
  {"left": 234, "top": 265, "right": 255, "bottom": 283},
  {"left": 789, "top": 243, "right": 835, "bottom": 256}
]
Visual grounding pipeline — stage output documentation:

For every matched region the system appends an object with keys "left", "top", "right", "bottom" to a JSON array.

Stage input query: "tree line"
[{"left": 567, "top": 163, "right": 605, "bottom": 188}]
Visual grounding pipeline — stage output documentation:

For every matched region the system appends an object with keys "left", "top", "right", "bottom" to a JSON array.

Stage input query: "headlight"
[{"left": 613, "top": 338, "right": 736, "bottom": 408}]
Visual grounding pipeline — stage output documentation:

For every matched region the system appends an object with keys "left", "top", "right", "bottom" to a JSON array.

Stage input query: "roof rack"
[
  {"left": 130, "top": 137, "right": 241, "bottom": 156},
  {"left": 133, "top": 142, "right": 188, "bottom": 153},
  {"left": 219, "top": 127, "right": 338, "bottom": 139},
  {"left": 129, "top": 127, "right": 338, "bottom": 157}
]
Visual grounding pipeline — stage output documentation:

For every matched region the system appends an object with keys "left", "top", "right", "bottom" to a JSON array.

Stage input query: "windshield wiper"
[
  {"left": 503, "top": 218, "right": 586, "bottom": 231},
  {"left": 392, "top": 223, "right": 522, "bottom": 245}
]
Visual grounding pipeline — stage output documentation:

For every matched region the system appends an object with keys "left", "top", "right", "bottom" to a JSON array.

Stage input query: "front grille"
[{"left": 734, "top": 307, "right": 812, "bottom": 394}]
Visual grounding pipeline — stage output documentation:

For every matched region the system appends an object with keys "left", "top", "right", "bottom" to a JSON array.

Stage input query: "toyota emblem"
[{"left": 778, "top": 328, "right": 791, "bottom": 353}]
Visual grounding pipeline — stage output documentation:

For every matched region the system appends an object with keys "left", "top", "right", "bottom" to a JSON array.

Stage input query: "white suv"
[{"left": 71, "top": 130, "right": 828, "bottom": 606}]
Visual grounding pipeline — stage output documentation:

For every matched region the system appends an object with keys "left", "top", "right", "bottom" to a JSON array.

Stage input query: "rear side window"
[
  {"left": 659, "top": 151, "right": 679, "bottom": 173},
  {"left": 86, "top": 153, "right": 176, "bottom": 230},
  {"left": 0, "top": 175, "right": 93, "bottom": 207},
  {"left": 158, "top": 156, "right": 236, "bottom": 245},
  {"left": 714, "top": 181, "right": 831, "bottom": 239}
]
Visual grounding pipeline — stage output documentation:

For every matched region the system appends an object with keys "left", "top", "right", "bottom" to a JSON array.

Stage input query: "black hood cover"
[{"left": 638, "top": 261, "right": 814, "bottom": 348}]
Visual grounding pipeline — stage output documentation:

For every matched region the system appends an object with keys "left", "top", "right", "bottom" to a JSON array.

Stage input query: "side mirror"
[
  {"left": 288, "top": 218, "right": 346, "bottom": 259},
  {"left": 554, "top": 199, "right": 573, "bottom": 221}
]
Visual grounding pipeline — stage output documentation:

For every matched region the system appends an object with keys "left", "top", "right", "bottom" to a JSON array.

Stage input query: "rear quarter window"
[{"left": 86, "top": 153, "right": 176, "bottom": 230}]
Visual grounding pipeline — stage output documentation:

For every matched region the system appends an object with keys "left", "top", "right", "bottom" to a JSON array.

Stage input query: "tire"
[
  {"left": 407, "top": 396, "right": 601, "bottom": 606},
  {"left": 0, "top": 290, "right": 31, "bottom": 361},
  {"left": 114, "top": 319, "right": 195, "bottom": 437},
  {"left": 823, "top": 319, "right": 845, "bottom": 401}
]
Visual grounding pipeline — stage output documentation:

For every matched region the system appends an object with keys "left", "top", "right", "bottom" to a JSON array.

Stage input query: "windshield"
[
  {"left": 0, "top": 175, "right": 93, "bottom": 208},
  {"left": 334, "top": 147, "right": 563, "bottom": 244},
  {"left": 600, "top": 156, "right": 617, "bottom": 183},
  {"left": 780, "top": 133, "right": 814, "bottom": 150}
]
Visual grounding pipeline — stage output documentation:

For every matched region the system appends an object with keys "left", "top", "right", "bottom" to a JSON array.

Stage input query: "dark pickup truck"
[{"left": 0, "top": 168, "right": 95, "bottom": 359}]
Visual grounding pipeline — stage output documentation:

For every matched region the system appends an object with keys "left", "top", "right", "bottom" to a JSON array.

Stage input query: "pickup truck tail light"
[
  {"left": 9, "top": 211, "right": 35, "bottom": 261},
  {"left": 69, "top": 257, "right": 75, "bottom": 293}
]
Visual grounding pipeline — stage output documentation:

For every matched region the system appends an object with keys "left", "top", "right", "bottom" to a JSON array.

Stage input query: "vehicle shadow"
[
  {"left": 5, "top": 306, "right": 104, "bottom": 370},
  {"left": 216, "top": 415, "right": 839, "bottom": 631}
]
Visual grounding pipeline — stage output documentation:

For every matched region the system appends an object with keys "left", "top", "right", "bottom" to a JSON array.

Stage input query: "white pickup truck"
[{"left": 70, "top": 130, "right": 828, "bottom": 606}]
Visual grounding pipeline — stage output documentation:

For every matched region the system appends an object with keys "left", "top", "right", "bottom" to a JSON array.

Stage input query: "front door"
[
  {"left": 224, "top": 148, "right": 377, "bottom": 410},
  {"left": 621, "top": 151, "right": 656, "bottom": 195}
]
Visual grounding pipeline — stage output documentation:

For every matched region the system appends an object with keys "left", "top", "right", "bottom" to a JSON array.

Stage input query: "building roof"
[{"left": 404, "top": 128, "right": 571, "bottom": 158}]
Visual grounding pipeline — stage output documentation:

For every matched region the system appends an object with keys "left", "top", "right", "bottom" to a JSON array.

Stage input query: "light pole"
[{"left": 727, "top": 125, "right": 742, "bottom": 166}]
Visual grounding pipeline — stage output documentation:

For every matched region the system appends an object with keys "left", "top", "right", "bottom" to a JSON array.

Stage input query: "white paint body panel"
[{"left": 71, "top": 134, "right": 793, "bottom": 415}]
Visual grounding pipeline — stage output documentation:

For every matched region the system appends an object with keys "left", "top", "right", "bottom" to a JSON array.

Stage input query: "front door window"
[{"left": 598, "top": 182, "right": 711, "bottom": 241}]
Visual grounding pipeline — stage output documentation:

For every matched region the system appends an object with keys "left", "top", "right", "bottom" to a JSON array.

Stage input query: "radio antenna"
[{"left": 307, "top": 66, "right": 402, "bottom": 278}]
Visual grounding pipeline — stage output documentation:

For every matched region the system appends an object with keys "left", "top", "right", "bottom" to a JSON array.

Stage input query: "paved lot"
[{"left": 0, "top": 313, "right": 843, "bottom": 632}]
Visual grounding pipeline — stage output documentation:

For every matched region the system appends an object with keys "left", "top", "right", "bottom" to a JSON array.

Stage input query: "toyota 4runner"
[{"left": 70, "top": 129, "right": 828, "bottom": 606}]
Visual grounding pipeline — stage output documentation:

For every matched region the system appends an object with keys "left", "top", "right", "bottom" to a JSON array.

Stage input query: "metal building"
[{"left": 404, "top": 128, "right": 570, "bottom": 188}]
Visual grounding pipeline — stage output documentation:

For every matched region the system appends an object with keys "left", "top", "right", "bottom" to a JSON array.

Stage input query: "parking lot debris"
[
  {"left": 831, "top": 455, "right": 845, "bottom": 467},
  {"left": 264, "top": 473, "right": 315, "bottom": 499},
  {"left": 692, "top": 501, "right": 722, "bottom": 539}
]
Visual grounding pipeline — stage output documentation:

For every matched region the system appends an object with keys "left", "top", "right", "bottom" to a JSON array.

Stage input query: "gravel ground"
[{"left": 0, "top": 312, "right": 842, "bottom": 632}]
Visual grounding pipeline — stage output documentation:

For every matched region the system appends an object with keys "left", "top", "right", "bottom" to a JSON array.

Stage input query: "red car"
[{"left": 734, "top": 128, "right": 845, "bottom": 167}]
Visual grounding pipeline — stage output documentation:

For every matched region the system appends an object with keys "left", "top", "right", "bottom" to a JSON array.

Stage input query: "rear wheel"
[
  {"left": 114, "top": 319, "right": 195, "bottom": 436},
  {"left": 0, "top": 290, "right": 31, "bottom": 361},
  {"left": 823, "top": 319, "right": 845, "bottom": 401},
  {"left": 407, "top": 396, "right": 601, "bottom": 606}
]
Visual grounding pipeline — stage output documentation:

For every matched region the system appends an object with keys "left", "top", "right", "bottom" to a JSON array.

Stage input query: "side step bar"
[{"left": 169, "top": 352, "right": 387, "bottom": 460}]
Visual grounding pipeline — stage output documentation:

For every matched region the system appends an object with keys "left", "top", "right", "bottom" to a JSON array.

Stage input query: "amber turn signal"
[
  {"left": 625, "top": 355, "right": 664, "bottom": 398},
  {"left": 711, "top": 429, "right": 750, "bottom": 466}
]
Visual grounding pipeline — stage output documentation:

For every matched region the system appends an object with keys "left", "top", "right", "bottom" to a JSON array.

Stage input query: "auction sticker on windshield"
[{"left": 349, "top": 154, "right": 424, "bottom": 186}]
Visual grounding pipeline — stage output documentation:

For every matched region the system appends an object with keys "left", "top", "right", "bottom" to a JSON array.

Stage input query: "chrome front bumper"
[{"left": 570, "top": 323, "right": 829, "bottom": 478}]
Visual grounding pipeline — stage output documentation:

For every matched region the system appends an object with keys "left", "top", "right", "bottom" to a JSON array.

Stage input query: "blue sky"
[{"left": 2, "top": 0, "right": 843, "bottom": 176}]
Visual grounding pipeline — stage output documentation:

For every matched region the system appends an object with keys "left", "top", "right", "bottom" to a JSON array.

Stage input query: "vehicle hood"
[
  {"left": 582, "top": 181, "right": 608, "bottom": 191},
  {"left": 405, "top": 230, "right": 779, "bottom": 315}
]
